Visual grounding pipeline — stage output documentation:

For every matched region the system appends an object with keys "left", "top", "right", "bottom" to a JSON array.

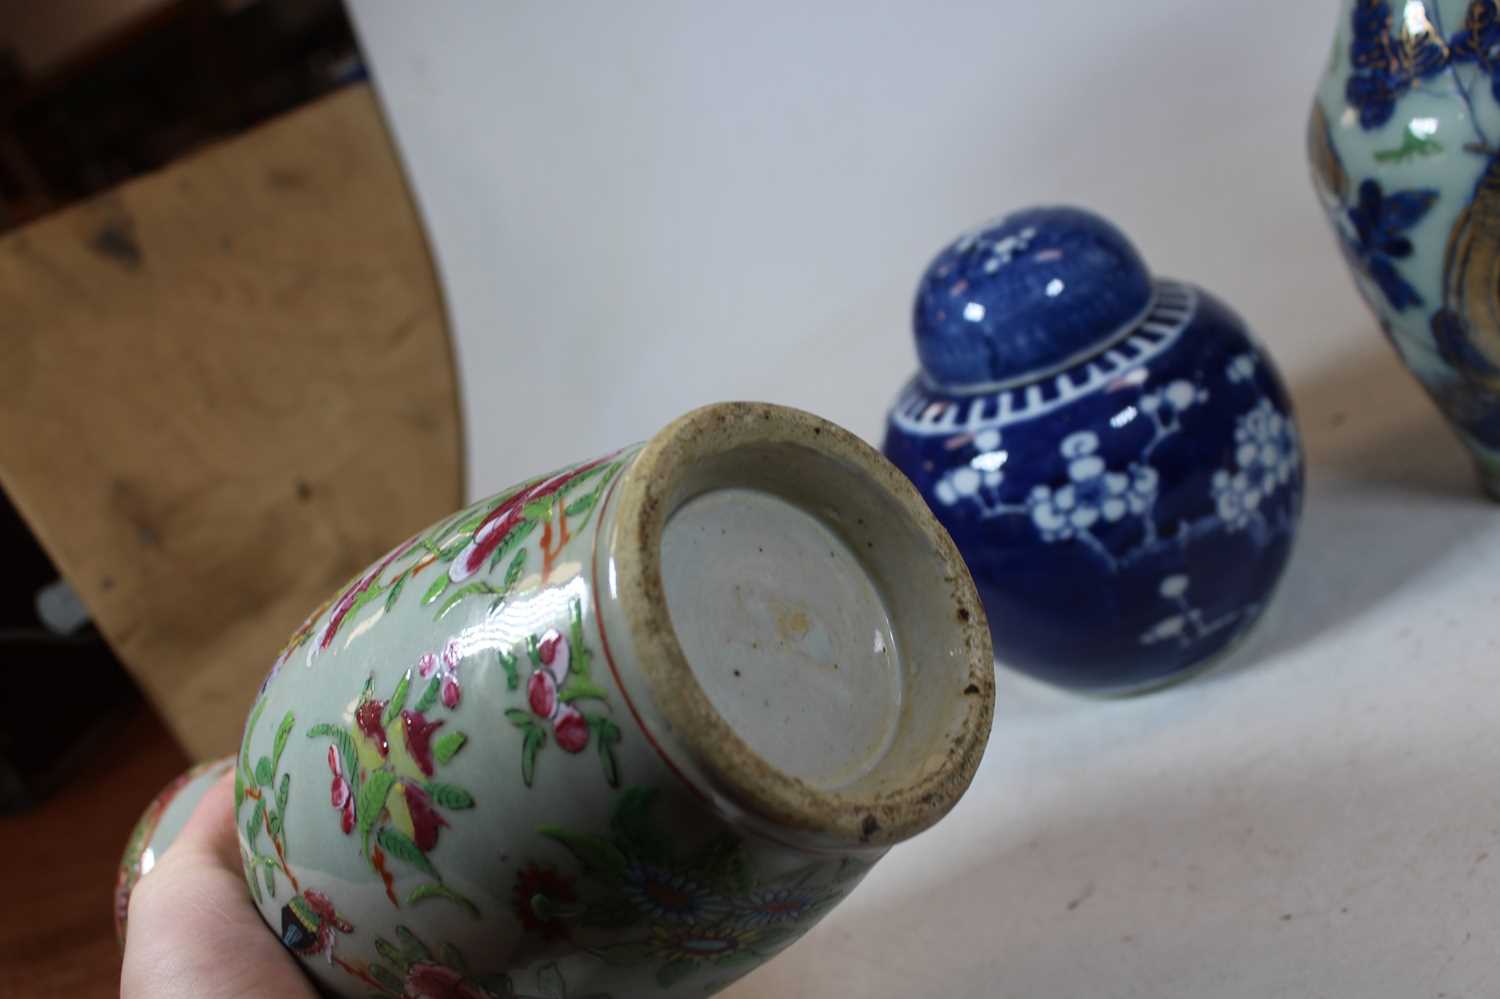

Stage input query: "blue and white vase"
[
  {"left": 882, "top": 208, "right": 1304, "bottom": 694},
  {"left": 1310, "top": 0, "right": 1500, "bottom": 499}
]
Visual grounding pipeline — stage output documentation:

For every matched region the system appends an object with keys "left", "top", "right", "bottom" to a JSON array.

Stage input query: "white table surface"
[{"left": 349, "top": 3, "right": 1500, "bottom": 995}]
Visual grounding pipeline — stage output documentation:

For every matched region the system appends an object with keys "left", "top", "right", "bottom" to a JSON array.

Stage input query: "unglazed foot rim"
[{"left": 609, "top": 401, "right": 995, "bottom": 849}]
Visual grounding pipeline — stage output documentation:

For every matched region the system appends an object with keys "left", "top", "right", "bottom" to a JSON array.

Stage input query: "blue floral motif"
[
  {"left": 1346, "top": 0, "right": 1449, "bottom": 129},
  {"left": 1447, "top": 0, "right": 1500, "bottom": 100},
  {"left": 1343, "top": 178, "right": 1439, "bottom": 310},
  {"left": 619, "top": 861, "right": 729, "bottom": 925}
]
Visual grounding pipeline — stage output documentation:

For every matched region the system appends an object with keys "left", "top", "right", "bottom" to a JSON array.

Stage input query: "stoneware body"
[
  {"left": 883, "top": 208, "right": 1304, "bottom": 694},
  {"left": 1310, "top": 0, "right": 1500, "bottom": 497},
  {"left": 121, "top": 403, "right": 993, "bottom": 999}
]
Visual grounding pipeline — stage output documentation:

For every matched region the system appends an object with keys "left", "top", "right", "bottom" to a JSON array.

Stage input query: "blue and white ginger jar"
[{"left": 882, "top": 207, "right": 1305, "bottom": 693}]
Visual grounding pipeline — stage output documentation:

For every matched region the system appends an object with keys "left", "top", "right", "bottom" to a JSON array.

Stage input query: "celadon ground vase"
[
  {"left": 1310, "top": 0, "right": 1500, "bottom": 497},
  {"left": 117, "top": 402, "right": 995, "bottom": 999}
]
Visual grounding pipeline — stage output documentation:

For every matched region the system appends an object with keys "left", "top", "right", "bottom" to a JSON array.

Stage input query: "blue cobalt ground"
[{"left": 884, "top": 208, "right": 1303, "bottom": 693}]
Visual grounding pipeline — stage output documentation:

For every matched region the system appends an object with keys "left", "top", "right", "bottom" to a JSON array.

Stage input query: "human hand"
[{"left": 120, "top": 769, "right": 318, "bottom": 999}]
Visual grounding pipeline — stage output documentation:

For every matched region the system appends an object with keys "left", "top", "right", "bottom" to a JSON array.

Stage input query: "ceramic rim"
[{"left": 608, "top": 401, "right": 994, "bottom": 849}]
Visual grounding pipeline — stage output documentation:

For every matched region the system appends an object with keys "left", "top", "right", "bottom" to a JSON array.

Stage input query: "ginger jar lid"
[{"left": 913, "top": 206, "right": 1154, "bottom": 390}]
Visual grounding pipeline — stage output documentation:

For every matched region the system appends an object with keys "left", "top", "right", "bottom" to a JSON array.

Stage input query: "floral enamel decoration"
[
  {"left": 525, "top": 787, "right": 870, "bottom": 990},
  {"left": 117, "top": 405, "right": 995, "bottom": 999},
  {"left": 1337, "top": 179, "right": 1439, "bottom": 312},
  {"left": 236, "top": 699, "right": 298, "bottom": 904},
  {"left": 1310, "top": 0, "right": 1500, "bottom": 495},
  {"left": 357, "top": 926, "right": 611, "bottom": 999},
  {"left": 306, "top": 660, "right": 478, "bottom": 915},
  {"left": 502, "top": 598, "right": 622, "bottom": 787},
  {"left": 270, "top": 454, "right": 625, "bottom": 671}
]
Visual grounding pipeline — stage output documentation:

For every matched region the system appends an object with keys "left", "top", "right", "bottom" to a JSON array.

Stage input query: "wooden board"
[{"left": 0, "top": 84, "right": 463, "bottom": 758}]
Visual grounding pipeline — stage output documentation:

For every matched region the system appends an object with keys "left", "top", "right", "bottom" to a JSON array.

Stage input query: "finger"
[
  {"left": 121, "top": 764, "right": 319, "bottom": 999},
  {"left": 166, "top": 764, "right": 244, "bottom": 873}
]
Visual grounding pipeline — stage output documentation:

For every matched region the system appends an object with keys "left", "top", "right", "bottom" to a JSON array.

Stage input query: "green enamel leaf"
[
  {"left": 383, "top": 574, "right": 406, "bottom": 612},
  {"left": 306, "top": 722, "right": 358, "bottom": 807},
  {"left": 247, "top": 857, "right": 264, "bottom": 904},
  {"left": 384, "top": 669, "right": 412, "bottom": 724},
  {"left": 563, "top": 491, "right": 597, "bottom": 518},
  {"left": 241, "top": 696, "right": 267, "bottom": 775},
  {"left": 504, "top": 547, "right": 528, "bottom": 589},
  {"left": 368, "top": 962, "right": 405, "bottom": 994},
  {"left": 437, "top": 536, "right": 468, "bottom": 562},
  {"left": 558, "top": 676, "right": 609, "bottom": 703},
  {"left": 245, "top": 799, "right": 264, "bottom": 848},
  {"left": 421, "top": 575, "right": 449, "bottom": 606},
  {"left": 271, "top": 710, "right": 294, "bottom": 773},
  {"left": 433, "top": 730, "right": 467, "bottom": 765},
  {"left": 504, "top": 708, "right": 532, "bottom": 727},
  {"left": 568, "top": 597, "right": 591, "bottom": 678},
  {"left": 425, "top": 782, "right": 475, "bottom": 809},
  {"left": 439, "top": 942, "right": 466, "bottom": 975},
  {"left": 656, "top": 959, "right": 698, "bottom": 988},
  {"left": 414, "top": 676, "right": 441, "bottom": 712},
  {"left": 406, "top": 881, "right": 480, "bottom": 917},
  {"left": 357, "top": 770, "right": 398, "bottom": 856},
  {"left": 436, "top": 580, "right": 501, "bottom": 618},
  {"left": 521, "top": 498, "right": 554, "bottom": 521},
  {"left": 263, "top": 862, "right": 276, "bottom": 897},
  {"left": 692, "top": 832, "right": 750, "bottom": 895},
  {"left": 498, "top": 649, "right": 520, "bottom": 690},
  {"left": 539, "top": 827, "right": 627, "bottom": 878},
  {"left": 254, "top": 755, "right": 273, "bottom": 787},
  {"left": 1374, "top": 129, "right": 1443, "bottom": 163},
  {"left": 373, "top": 937, "right": 408, "bottom": 974},
  {"left": 559, "top": 461, "right": 609, "bottom": 494},
  {"left": 521, "top": 724, "right": 544, "bottom": 787},
  {"left": 488, "top": 518, "right": 537, "bottom": 574},
  {"left": 396, "top": 925, "right": 431, "bottom": 962},
  {"left": 610, "top": 786, "right": 661, "bottom": 856},
  {"left": 269, "top": 811, "right": 281, "bottom": 838},
  {"left": 378, "top": 828, "right": 437, "bottom": 878},
  {"left": 233, "top": 770, "right": 245, "bottom": 811},
  {"left": 593, "top": 717, "right": 621, "bottom": 787}
]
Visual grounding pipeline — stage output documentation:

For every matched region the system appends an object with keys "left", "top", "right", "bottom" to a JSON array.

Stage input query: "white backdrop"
[{"left": 348, "top": 3, "right": 1500, "bottom": 996}]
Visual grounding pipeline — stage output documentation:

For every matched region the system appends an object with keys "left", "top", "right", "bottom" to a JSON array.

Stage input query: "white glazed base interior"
[{"left": 660, "top": 486, "right": 903, "bottom": 791}]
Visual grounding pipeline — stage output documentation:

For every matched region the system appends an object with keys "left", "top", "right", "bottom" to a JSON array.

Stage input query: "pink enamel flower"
[
  {"left": 553, "top": 704, "right": 588, "bottom": 753},
  {"left": 404, "top": 961, "right": 488, "bottom": 999},
  {"left": 526, "top": 630, "right": 586, "bottom": 750},
  {"left": 447, "top": 456, "right": 610, "bottom": 584},
  {"left": 326, "top": 746, "right": 354, "bottom": 834},
  {"left": 415, "top": 640, "right": 463, "bottom": 708}
]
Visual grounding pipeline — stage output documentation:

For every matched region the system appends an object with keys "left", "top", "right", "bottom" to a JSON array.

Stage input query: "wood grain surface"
[{"left": 0, "top": 83, "right": 463, "bottom": 758}]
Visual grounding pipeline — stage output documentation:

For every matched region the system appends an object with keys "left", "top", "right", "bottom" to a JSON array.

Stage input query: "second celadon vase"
[
  {"left": 119, "top": 402, "right": 994, "bottom": 999},
  {"left": 1310, "top": 0, "right": 1500, "bottom": 497}
]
